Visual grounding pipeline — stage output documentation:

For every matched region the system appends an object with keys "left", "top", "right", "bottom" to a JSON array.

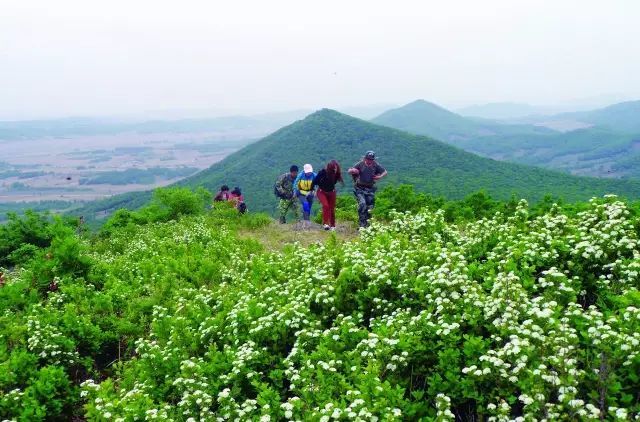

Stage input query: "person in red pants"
[{"left": 312, "top": 160, "right": 344, "bottom": 230}]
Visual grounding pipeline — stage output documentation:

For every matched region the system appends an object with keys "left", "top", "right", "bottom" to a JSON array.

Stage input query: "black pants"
[{"left": 354, "top": 186, "right": 376, "bottom": 227}]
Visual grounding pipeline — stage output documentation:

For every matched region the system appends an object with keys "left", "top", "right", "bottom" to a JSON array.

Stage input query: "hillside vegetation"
[
  {"left": 76, "top": 109, "right": 640, "bottom": 219},
  {"left": 375, "top": 100, "right": 640, "bottom": 179},
  {"left": 549, "top": 100, "right": 640, "bottom": 134},
  {"left": 371, "top": 100, "right": 553, "bottom": 142},
  {"left": 1, "top": 186, "right": 640, "bottom": 420}
]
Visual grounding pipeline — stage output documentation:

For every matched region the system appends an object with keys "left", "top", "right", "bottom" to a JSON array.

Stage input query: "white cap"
[{"left": 303, "top": 164, "right": 313, "bottom": 173}]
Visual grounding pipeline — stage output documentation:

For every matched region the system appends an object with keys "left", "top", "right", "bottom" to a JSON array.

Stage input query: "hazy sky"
[{"left": 2, "top": 0, "right": 640, "bottom": 119}]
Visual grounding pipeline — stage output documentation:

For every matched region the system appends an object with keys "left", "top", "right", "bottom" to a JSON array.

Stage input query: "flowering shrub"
[{"left": 1, "top": 195, "right": 640, "bottom": 420}]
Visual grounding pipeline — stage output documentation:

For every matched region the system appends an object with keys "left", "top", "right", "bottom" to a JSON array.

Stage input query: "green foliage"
[
  {"left": 150, "top": 186, "right": 210, "bottom": 221},
  {"left": 2, "top": 192, "right": 640, "bottom": 420},
  {"left": 99, "top": 186, "right": 211, "bottom": 235},
  {"left": 0, "top": 211, "right": 54, "bottom": 267},
  {"left": 0, "top": 201, "right": 76, "bottom": 223}
]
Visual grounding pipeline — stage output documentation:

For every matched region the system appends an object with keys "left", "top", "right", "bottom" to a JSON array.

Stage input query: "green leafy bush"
[{"left": 1, "top": 192, "right": 640, "bottom": 420}]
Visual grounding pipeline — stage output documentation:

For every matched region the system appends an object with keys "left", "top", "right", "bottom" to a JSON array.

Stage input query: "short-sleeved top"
[{"left": 352, "top": 160, "right": 386, "bottom": 188}]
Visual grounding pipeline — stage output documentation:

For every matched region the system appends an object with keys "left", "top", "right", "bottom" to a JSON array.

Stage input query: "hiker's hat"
[
  {"left": 303, "top": 164, "right": 313, "bottom": 173},
  {"left": 365, "top": 151, "right": 376, "bottom": 160}
]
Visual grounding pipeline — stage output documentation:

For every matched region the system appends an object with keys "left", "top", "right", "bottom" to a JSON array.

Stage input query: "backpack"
[{"left": 274, "top": 173, "right": 289, "bottom": 199}]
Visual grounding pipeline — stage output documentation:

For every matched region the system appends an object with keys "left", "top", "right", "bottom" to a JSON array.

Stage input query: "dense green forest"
[{"left": 1, "top": 186, "right": 639, "bottom": 420}]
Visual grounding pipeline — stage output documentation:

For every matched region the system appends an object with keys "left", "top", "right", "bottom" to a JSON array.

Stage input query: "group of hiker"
[
  {"left": 213, "top": 185, "right": 247, "bottom": 213},
  {"left": 274, "top": 151, "right": 387, "bottom": 229},
  {"left": 214, "top": 150, "right": 386, "bottom": 229}
]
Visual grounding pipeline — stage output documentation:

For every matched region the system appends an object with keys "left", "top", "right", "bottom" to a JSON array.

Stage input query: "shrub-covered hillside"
[{"left": 1, "top": 188, "right": 640, "bottom": 420}]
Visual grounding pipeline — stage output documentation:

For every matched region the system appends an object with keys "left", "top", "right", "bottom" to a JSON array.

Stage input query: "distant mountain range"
[
  {"left": 0, "top": 116, "right": 285, "bottom": 141},
  {"left": 77, "top": 108, "right": 640, "bottom": 218},
  {"left": 0, "top": 106, "right": 396, "bottom": 141},
  {"left": 372, "top": 99, "right": 640, "bottom": 179},
  {"left": 456, "top": 102, "right": 556, "bottom": 120},
  {"left": 372, "top": 100, "right": 554, "bottom": 142}
]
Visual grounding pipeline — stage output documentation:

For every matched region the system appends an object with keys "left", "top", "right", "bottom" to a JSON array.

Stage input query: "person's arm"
[
  {"left": 275, "top": 175, "right": 286, "bottom": 196},
  {"left": 310, "top": 173, "right": 318, "bottom": 193},
  {"left": 373, "top": 164, "right": 387, "bottom": 181},
  {"left": 292, "top": 173, "right": 302, "bottom": 196}
]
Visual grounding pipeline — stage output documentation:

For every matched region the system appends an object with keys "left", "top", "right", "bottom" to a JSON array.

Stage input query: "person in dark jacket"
[
  {"left": 312, "top": 160, "right": 344, "bottom": 230},
  {"left": 348, "top": 151, "right": 387, "bottom": 228}
]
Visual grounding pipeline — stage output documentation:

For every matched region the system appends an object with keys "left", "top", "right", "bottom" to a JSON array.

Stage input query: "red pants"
[{"left": 316, "top": 189, "right": 336, "bottom": 227}]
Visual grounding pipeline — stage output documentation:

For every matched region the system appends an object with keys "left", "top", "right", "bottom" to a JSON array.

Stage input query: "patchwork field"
[{"left": 0, "top": 130, "right": 258, "bottom": 203}]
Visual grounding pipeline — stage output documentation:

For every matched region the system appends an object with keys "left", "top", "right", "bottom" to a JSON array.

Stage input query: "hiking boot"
[
  {"left": 279, "top": 216, "right": 286, "bottom": 224},
  {"left": 323, "top": 224, "right": 330, "bottom": 231}
]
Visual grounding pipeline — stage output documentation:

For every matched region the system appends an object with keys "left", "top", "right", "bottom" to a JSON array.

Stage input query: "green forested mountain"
[
  {"left": 77, "top": 109, "right": 640, "bottom": 217},
  {"left": 374, "top": 100, "right": 640, "bottom": 179},
  {"left": 371, "top": 99, "right": 553, "bottom": 142},
  {"left": 454, "top": 128, "right": 640, "bottom": 178},
  {"left": 551, "top": 100, "right": 640, "bottom": 133}
]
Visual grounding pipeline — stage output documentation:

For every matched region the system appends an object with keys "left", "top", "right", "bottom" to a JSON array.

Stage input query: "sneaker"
[
  {"left": 329, "top": 227, "right": 336, "bottom": 231},
  {"left": 323, "top": 224, "right": 330, "bottom": 231}
]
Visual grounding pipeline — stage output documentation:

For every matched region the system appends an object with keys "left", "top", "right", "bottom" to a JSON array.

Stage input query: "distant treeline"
[{"left": 78, "top": 167, "right": 199, "bottom": 186}]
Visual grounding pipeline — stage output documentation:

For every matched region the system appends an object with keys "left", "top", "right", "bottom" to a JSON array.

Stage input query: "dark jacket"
[{"left": 312, "top": 169, "right": 340, "bottom": 192}]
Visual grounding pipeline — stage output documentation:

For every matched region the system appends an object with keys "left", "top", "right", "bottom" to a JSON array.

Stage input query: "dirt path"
[{"left": 239, "top": 220, "right": 359, "bottom": 251}]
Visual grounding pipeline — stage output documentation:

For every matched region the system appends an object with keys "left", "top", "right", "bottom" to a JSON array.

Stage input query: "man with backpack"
[
  {"left": 274, "top": 165, "right": 300, "bottom": 224},
  {"left": 348, "top": 151, "right": 387, "bottom": 228}
]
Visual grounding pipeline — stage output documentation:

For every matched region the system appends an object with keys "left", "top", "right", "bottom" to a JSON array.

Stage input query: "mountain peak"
[{"left": 306, "top": 108, "right": 345, "bottom": 119}]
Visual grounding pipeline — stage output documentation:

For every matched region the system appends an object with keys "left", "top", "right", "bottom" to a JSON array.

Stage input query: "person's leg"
[
  {"left": 298, "top": 193, "right": 310, "bottom": 221},
  {"left": 317, "top": 190, "right": 330, "bottom": 226},
  {"left": 327, "top": 191, "right": 337, "bottom": 227},
  {"left": 364, "top": 189, "right": 376, "bottom": 226},
  {"left": 354, "top": 188, "right": 368, "bottom": 227},
  {"left": 366, "top": 190, "right": 375, "bottom": 213},
  {"left": 307, "top": 194, "right": 314, "bottom": 221},
  {"left": 291, "top": 198, "right": 301, "bottom": 221},
  {"left": 278, "top": 199, "right": 289, "bottom": 223}
]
